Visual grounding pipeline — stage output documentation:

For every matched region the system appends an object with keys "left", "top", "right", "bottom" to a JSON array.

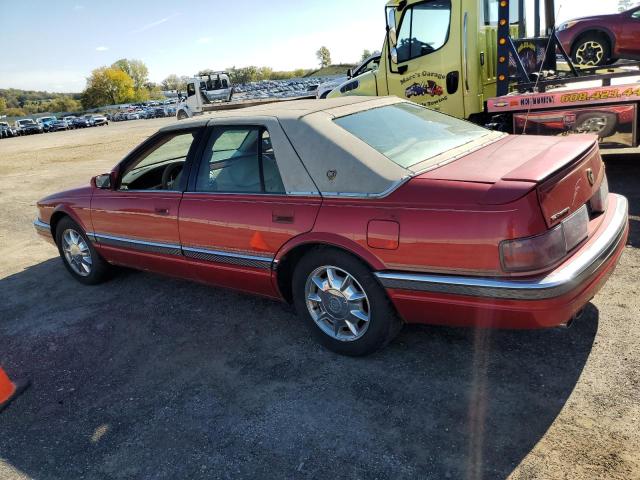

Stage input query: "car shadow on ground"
[{"left": 1, "top": 257, "right": 598, "bottom": 479}]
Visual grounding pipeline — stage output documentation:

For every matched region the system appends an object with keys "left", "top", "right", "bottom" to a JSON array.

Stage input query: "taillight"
[
  {"left": 590, "top": 175, "right": 609, "bottom": 214},
  {"left": 500, "top": 204, "right": 589, "bottom": 272}
]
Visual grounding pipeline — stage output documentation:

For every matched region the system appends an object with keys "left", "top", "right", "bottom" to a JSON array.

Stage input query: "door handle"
[{"left": 155, "top": 208, "right": 170, "bottom": 215}]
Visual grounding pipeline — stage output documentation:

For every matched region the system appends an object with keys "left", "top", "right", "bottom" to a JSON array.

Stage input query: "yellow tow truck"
[{"left": 330, "top": 0, "right": 640, "bottom": 151}]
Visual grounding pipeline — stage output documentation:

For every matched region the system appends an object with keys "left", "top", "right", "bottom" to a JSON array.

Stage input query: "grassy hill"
[{"left": 306, "top": 64, "right": 355, "bottom": 77}]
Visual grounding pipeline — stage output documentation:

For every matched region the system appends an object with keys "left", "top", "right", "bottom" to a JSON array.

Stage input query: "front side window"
[
  {"left": 334, "top": 103, "right": 489, "bottom": 169},
  {"left": 119, "top": 131, "right": 196, "bottom": 191},
  {"left": 195, "top": 127, "right": 285, "bottom": 194},
  {"left": 396, "top": 0, "right": 451, "bottom": 63}
]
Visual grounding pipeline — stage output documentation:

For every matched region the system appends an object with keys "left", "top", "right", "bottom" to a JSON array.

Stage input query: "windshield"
[
  {"left": 334, "top": 103, "right": 490, "bottom": 169},
  {"left": 18, "top": 120, "right": 35, "bottom": 125}
]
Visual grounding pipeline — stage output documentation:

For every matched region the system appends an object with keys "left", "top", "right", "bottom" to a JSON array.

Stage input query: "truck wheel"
[
  {"left": 572, "top": 34, "right": 611, "bottom": 66},
  {"left": 177, "top": 111, "right": 188, "bottom": 121},
  {"left": 292, "top": 247, "right": 402, "bottom": 356},
  {"left": 575, "top": 112, "right": 617, "bottom": 138}
]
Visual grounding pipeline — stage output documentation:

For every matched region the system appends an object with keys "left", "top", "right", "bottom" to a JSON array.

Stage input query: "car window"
[
  {"left": 396, "top": 0, "right": 451, "bottom": 63},
  {"left": 119, "top": 132, "right": 196, "bottom": 191},
  {"left": 195, "top": 127, "right": 286, "bottom": 194},
  {"left": 334, "top": 103, "right": 489, "bottom": 169}
]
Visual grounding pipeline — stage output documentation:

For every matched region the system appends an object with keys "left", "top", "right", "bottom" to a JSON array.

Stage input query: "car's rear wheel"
[
  {"left": 572, "top": 34, "right": 611, "bottom": 66},
  {"left": 55, "top": 217, "right": 112, "bottom": 285},
  {"left": 292, "top": 248, "right": 402, "bottom": 356}
]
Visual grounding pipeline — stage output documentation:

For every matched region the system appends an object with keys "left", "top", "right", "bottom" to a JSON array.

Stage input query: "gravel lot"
[{"left": 0, "top": 120, "right": 638, "bottom": 479}]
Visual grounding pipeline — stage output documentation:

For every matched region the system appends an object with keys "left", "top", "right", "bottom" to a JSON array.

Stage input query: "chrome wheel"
[
  {"left": 61, "top": 228, "right": 92, "bottom": 277},
  {"left": 305, "top": 265, "right": 370, "bottom": 342},
  {"left": 577, "top": 116, "right": 608, "bottom": 134},
  {"left": 575, "top": 41, "right": 605, "bottom": 66}
]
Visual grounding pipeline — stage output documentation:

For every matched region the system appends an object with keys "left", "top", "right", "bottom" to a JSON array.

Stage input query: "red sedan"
[
  {"left": 557, "top": 5, "right": 640, "bottom": 66},
  {"left": 34, "top": 97, "right": 629, "bottom": 356}
]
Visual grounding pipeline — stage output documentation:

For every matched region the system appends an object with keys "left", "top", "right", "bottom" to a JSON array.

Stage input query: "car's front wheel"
[
  {"left": 292, "top": 248, "right": 402, "bottom": 356},
  {"left": 572, "top": 34, "right": 611, "bottom": 66},
  {"left": 55, "top": 217, "right": 112, "bottom": 285}
]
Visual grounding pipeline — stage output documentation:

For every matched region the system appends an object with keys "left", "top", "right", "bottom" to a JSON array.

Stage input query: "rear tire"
[
  {"left": 292, "top": 248, "right": 402, "bottom": 356},
  {"left": 572, "top": 34, "right": 611, "bottom": 66},
  {"left": 55, "top": 217, "right": 112, "bottom": 285}
]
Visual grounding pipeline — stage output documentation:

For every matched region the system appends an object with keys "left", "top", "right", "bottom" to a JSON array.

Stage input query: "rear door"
[
  {"left": 178, "top": 119, "right": 321, "bottom": 297},
  {"left": 384, "top": 0, "right": 465, "bottom": 117}
]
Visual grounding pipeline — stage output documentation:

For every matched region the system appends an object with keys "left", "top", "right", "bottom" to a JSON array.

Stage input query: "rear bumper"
[{"left": 376, "top": 194, "right": 629, "bottom": 328}]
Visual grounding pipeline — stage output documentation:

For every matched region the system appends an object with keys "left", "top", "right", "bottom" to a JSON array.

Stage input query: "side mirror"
[
  {"left": 391, "top": 47, "right": 398, "bottom": 65},
  {"left": 347, "top": 68, "right": 353, "bottom": 78},
  {"left": 388, "top": 27, "right": 397, "bottom": 48},
  {"left": 95, "top": 173, "right": 112, "bottom": 189}
]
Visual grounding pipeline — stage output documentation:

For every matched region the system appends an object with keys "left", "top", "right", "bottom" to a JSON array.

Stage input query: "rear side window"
[{"left": 195, "top": 127, "right": 285, "bottom": 194}]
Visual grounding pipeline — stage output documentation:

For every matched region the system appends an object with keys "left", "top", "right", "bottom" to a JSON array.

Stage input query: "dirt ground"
[{"left": 0, "top": 120, "right": 638, "bottom": 480}]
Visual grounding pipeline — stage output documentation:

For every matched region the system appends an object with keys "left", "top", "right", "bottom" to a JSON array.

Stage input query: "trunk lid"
[{"left": 421, "top": 134, "right": 603, "bottom": 227}]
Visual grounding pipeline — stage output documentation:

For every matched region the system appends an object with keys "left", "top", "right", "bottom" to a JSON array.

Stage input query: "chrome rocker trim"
[
  {"left": 375, "top": 195, "right": 628, "bottom": 301},
  {"left": 182, "top": 246, "right": 273, "bottom": 269},
  {"left": 91, "top": 232, "right": 273, "bottom": 269},
  {"left": 93, "top": 233, "right": 182, "bottom": 256}
]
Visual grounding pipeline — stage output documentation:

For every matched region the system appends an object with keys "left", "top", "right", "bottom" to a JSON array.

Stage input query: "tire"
[
  {"left": 54, "top": 217, "right": 112, "bottom": 285},
  {"left": 177, "top": 110, "right": 189, "bottom": 120},
  {"left": 572, "top": 34, "right": 611, "bottom": 66},
  {"left": 575, "top": 112, "right": 617, "bottom": 138},
  {"left": 292, "top": 247, "right": 402, "bottom": 356}
]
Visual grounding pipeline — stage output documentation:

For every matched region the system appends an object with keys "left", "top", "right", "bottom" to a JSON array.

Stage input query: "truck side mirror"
[
  {"left": 347, "top": 68, "right": 353, "bottom": 78},
  {"left": 391, "top": 47, "right": 398, "bottom": 65},
  {"left": 388, "top": 27, "right": 397, "bottom": 48}
]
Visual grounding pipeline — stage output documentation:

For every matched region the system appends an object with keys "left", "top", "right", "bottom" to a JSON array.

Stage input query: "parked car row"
[
  {"left": 0, "top": 114, "right": 109, "bottom": 139},
  {"left": 232, "top": 76, "right": 337, "bottom": 101},
  {"left": 109, "top": 105, "right": 176, "bottom": 122}
]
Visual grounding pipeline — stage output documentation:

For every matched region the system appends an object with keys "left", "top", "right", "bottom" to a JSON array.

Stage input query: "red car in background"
[
  {"left": 557, "top": 5, "right": 640, "bottom": 66},
  {"left": 34, "top": 97, "right": 629, "bottom": 356}
]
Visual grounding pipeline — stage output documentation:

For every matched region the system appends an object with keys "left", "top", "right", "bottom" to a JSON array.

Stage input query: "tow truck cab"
[
  {"left": 176, "top": 72, "right": 234, "bottom": 120},
  {"left": 329, "top": 0, "right": 517, "bottom": 119},
  {"left": 330, "top": 0, "right": 640, "bottom": 150}
]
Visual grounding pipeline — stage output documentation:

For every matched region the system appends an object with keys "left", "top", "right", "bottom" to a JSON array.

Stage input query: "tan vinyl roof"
[{"left": 162, "top": 96, "right": 491, "bottom": 197}]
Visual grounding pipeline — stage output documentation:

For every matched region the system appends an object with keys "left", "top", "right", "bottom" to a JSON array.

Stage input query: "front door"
[
  {"left": 385, "top": 0, "right": 465, "bottom": 117},
  {"left": 178, "top": 123, "right": 321, "bottom": 297},
  {"left": 91, "top": 129, "right": 200, "bottom": 270}
]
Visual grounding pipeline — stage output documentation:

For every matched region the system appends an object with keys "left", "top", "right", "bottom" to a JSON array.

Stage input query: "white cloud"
[
  {"left": 197, "top": 37, "right": 212, "bottom": 44},
  {"left": 95, "top": 46, "right": 109, "bottom": 51}
]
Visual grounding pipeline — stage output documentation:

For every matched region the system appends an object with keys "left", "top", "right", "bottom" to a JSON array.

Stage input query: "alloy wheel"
[
  {"left": 305, "top": 265, "right": 370, "bottom": 342},
  {"left": 577, "top": 116, "right": 608, "bottom": 134},
  {"left": 575, "top": 41, "right": 605, "bottom": 66},
  {"left": 61, "top": 228, "right": 92, "bottom": 277}
]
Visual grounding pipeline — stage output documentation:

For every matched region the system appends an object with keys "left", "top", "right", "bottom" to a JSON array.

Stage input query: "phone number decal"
[{"left": 561, "top": 87, "right": 640, "bottom": 103}]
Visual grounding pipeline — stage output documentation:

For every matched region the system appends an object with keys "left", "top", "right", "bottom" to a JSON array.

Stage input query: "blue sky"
[{"left": 0, "top": 0, "right": 627, "bottom": 92}]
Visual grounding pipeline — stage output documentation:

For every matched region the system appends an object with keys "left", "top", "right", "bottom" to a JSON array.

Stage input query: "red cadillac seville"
[{"left": 34, "top": 97, "right": 629, "bottom": 356}]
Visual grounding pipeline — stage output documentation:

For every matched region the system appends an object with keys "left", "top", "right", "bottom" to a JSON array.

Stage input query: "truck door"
[{"left": 384, "top": 0, "right": 465, "bottom": 118}]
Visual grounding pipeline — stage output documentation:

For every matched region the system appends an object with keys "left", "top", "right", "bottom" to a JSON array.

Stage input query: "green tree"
[
  {"left": 112, "top": 58, "right": 149, "bottom": 92},
  {"left": 316, "top": 46, "right": 332, "bottom": 68},
  {"left": 361, "top": 49, "right": 372, "bottom": 62},
  {"left": 161, "top": 74, "right": 187, "bottom": 91},
  {"left": 0, "top": 97, "right": 7, "bottom": 114},
  {"left": 81, "top": 67, "right": 135, "bottom": 108}
]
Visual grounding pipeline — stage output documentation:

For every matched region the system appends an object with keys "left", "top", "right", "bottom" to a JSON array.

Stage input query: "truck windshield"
[{"left": 334, "top": 103, "right": 490, "bottom": 169}]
